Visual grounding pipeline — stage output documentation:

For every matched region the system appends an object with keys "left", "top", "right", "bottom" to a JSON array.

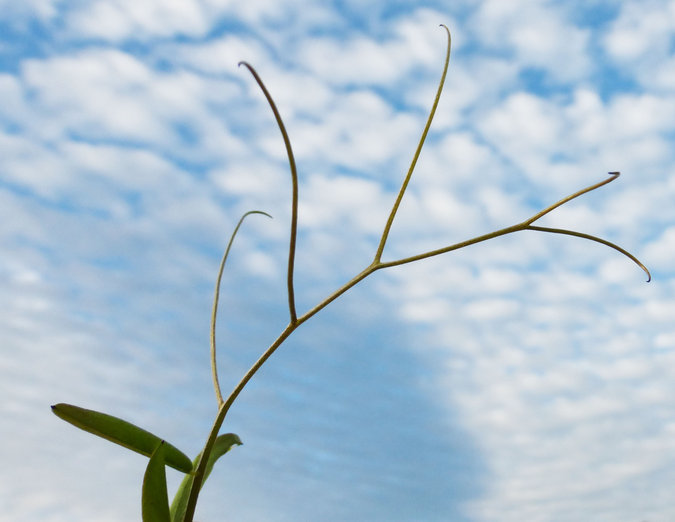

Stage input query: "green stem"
[{"left": 523, "top": 171, "right": 620, "bottom": 225}]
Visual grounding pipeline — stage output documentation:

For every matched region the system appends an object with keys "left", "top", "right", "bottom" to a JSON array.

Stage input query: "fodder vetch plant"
[{"left": 51, "top": 25, "right": 651, "bottom": 521}]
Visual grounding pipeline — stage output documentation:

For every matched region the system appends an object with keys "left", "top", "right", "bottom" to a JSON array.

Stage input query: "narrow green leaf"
[
  {"left": 170, "top": 433, "right": 242, "bottom": 522},
  {"left": 51, "top": 403, "right": 193, "bottom": 473},
  {"left": 142, "top": 441, "right": 171, "bottom": 522}
]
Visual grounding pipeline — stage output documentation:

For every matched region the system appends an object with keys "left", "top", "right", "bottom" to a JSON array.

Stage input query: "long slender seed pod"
[
  {"left": 211, "top": 210, "right": 272, "bottom": 405},
  {"left": 239, "top": 62, "right": 300, "bottom": 324},
  {"left": 374, "top": 25, "right": 451, "bottom": 263},
  {"left": 526, "top": 225, "right": 651, "bottom": 281},
  {"left": 524, "top": 171, "right": 620, "bottom": 225}
]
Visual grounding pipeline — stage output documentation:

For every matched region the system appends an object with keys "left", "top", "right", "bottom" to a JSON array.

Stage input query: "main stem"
[{"left": 181, "top": 265, "right": 375, "bottom": 521}]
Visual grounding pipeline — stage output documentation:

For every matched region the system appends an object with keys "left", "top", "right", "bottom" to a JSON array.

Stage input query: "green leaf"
[
  {"left": 51, "top": 403, "right": 193, "bottom": 473},
  {"left": 170, "top": 433, "right": 242, "bottom": 522},
  {"left": 142, "top": 441, "right": 171, "bottom": 522}
]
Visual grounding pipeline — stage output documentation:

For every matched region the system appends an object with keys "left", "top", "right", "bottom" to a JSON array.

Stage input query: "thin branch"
[
  {"left": 379, "top": 223, "right": 521, "bottom": 268},
  {"left": 379, "top": 172, "right": 649, "bottom": 282},
  {"left": 523, "top": 171, "right": 620, "bottom": 225},
  {"left": 374, "top": 25, "right": 452, "bottom": 263},
  {"left": 526, "top": 225, "right": 652, "bottom": 281},
  {"left": 211, "top": 210, "right": 272, "bottom": 405},
  {"left": 239, "top": 61, "right": 299, "bottom": 324}
]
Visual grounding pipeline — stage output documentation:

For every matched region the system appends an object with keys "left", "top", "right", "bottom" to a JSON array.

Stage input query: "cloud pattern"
[{"left": 1, "top": 1, "right": 674, "bottom": 520}]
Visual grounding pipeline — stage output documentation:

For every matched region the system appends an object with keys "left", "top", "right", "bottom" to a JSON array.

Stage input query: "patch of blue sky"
[
  {"left": 222, "top": 296, "right": 486, "bottom": 519},
  {"left": 0, "top": 19, "right": 53, "bottom": 72}
]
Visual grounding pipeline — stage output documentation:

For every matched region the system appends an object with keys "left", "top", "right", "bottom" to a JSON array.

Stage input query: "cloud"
[
  {"left": 643, "top": 226, "right": 675, "bottom": 272},
  {"left": 20, "top": 47, "right": 245, "bottom": 160},
  {"left": 0, "top": 0, "right": 58, "bottom": 21},
  {"left": 160, "top": 36, "right": 269, "bottom": 75},
  {"left": 603, "top": 0, "right": 675, "bottom": 91},
  {"left": 469, "top": 0, "right": 592, "bottom": 83},
  {"left": 64, "top": 0, "right": 210, "bottom": 41}
]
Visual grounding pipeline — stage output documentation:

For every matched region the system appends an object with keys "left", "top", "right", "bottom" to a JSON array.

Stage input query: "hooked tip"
[
  {"left": 637, "top": 261, "right": 652, "bottom": 283},
  {"left": 608, "top": 171, "right": 620, "bottom": 177}
]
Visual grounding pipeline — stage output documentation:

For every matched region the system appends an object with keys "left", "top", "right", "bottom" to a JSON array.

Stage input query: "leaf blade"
[
  {"left": 142, "top": 441, "right": 171, "bottom": 522},
  {"left": 51, "top": 403, "right": 193, "bottom": 473},
  {"left": 170, "top": 433, "right": 242, "bottom": 522}
]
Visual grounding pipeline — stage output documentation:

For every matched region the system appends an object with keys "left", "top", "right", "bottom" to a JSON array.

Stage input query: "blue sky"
[{"left": 1, "top": 1, "right": 674, "bottom": 520}]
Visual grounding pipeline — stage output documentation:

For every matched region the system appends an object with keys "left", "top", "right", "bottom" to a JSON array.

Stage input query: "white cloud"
[
  {"left": 65, "top": 0, "right": 210, "bottom": 41},
  {"left": 643, "top": 226, "right": 675, "bottom": 272},
  {"left": 604, "top": 0, "right": 675, "bottom": 91},
  {"left": 299, "top": 174, "right": 388, "bottom": 234},
  {"left": 300, "top": 36, "right": 403, "bottom": 86},
  {"left": 604, "top": 0, "right": 675, "bottom": 61},
  {"left": 16, "top": 47, "right": 248, "bottom": 167},
  {"left": 21, "top": 49, "right": 169, "bottom": 141},
  {"left": 469, "top": 0, "right": 591, "bottom": 82},
  {"left": 464, "top": 297, "right": 521, "bottom": 320},
  {"left": 606, "top": 94, "right": 675, "bottom": 141},
  {"left": 298, "top": 11, "right": 453, "bottom": 87},
  {"left": 162, "top": 36, "right": 268, "bottom": 75}
]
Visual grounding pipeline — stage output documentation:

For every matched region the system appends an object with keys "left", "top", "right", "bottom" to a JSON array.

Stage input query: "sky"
[{"left": 1, "top": 0, "right": 674, "bottom": 520}]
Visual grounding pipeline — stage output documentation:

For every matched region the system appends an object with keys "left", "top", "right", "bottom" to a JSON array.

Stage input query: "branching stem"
[
  {"left": 181, "top": 27, "right": 650, "bottom": 522},
  {"left": 184, "top": 169, "right": 649, "bottom": 521}
]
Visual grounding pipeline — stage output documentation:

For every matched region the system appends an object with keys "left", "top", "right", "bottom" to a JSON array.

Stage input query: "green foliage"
[
  {"left": 51, "top": 403, "right": 192, "bottom": 474},
  {"left": 170, "top": 434, "right": 243, "bottom": 522},
  {"left": 142, "top": 442, "right": 171, "bottom": 522},
  {"left": 52, "top": 25, "right": 650, "bottom": 521}
]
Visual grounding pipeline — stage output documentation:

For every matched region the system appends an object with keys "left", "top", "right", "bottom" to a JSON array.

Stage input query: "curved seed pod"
[
  {"left": 211, "top": 210, "right": 272, "bottom": 405},
  {"left": 51, "top": 403, "right": 193, "bottom": 474},
  {"left": 142, "top": 441, "right": 171, "bottom": 522},
  {"left": 170, "top": 433, "right": 242, "bottom": 522}
]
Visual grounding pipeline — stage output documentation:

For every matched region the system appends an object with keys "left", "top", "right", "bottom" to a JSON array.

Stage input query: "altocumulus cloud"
[{"left": 1, "top": 1, "right": 674, "bottom": 521}]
